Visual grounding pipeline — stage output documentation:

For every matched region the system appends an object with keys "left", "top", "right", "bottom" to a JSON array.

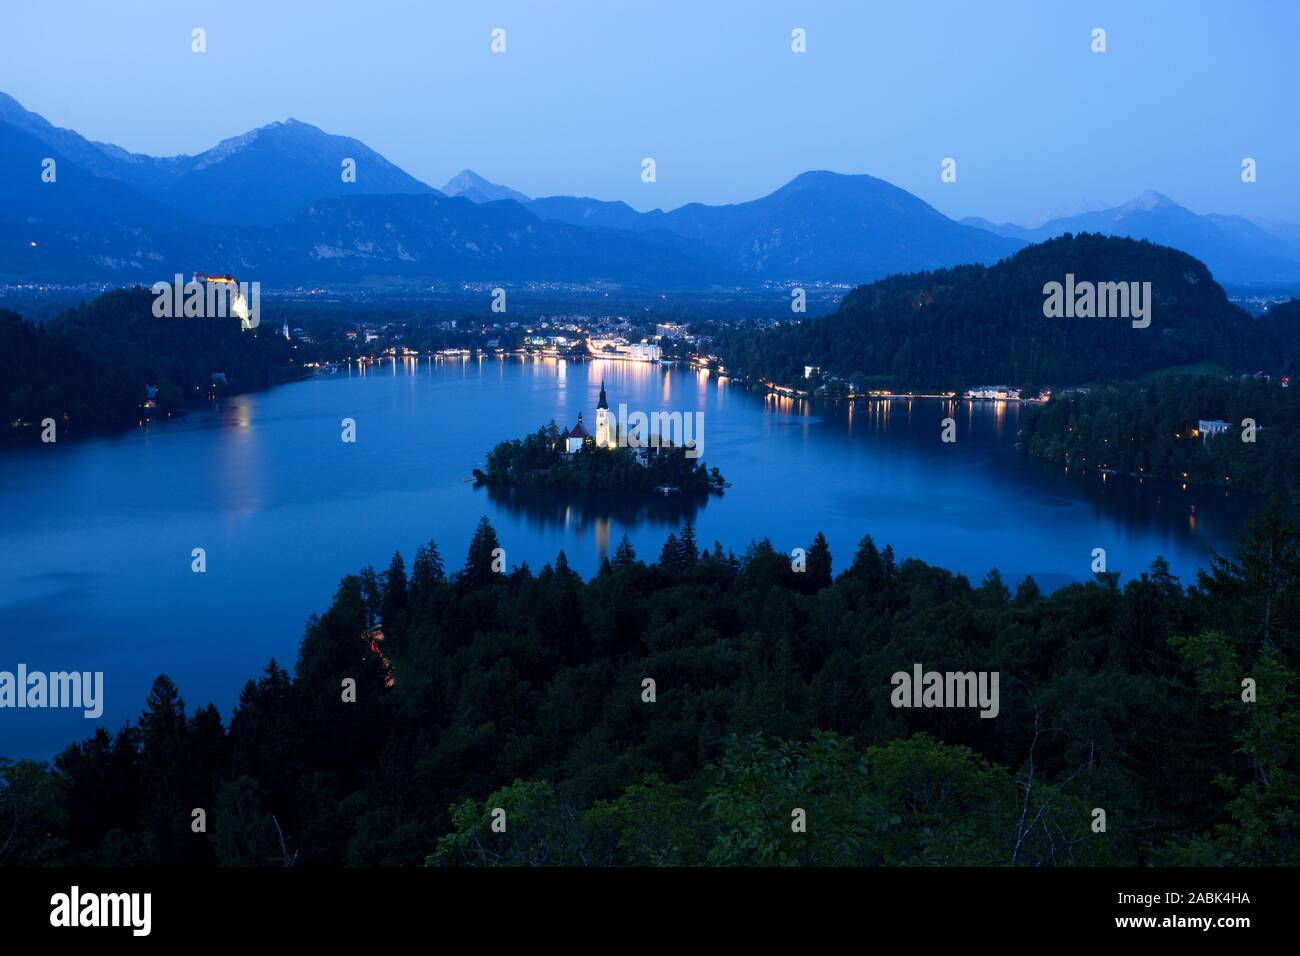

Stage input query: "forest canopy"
[
  {"left": 1020, "top": 374, "right": 1300, "bottom": 501},
  {"left": 4, "top": 503, "right": 1299, "bottom": 867},
  {"left": 717, "top": 234, "right": 1300, "bottom": 394},
  {"left": 0, "top": 287, "right": 302, "bottom": 442}
]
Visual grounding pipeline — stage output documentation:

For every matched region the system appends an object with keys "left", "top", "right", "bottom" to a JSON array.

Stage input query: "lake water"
[{"left": 0, "top": 355, "right": 1258, "bottom": 758}]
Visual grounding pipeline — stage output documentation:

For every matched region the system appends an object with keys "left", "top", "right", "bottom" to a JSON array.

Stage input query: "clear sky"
[{"left": 2, "top": 0, "right": 1296, "bottom": 224}]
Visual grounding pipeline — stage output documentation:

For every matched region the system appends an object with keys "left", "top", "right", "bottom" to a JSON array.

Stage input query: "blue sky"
[{"left": 2, "top": 0, "right": 1296, "bottom": 223}]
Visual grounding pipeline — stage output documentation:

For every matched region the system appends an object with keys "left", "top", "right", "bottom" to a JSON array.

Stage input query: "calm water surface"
[{"left": 0, "top": 356, "right": 1258, "bottom": 757}]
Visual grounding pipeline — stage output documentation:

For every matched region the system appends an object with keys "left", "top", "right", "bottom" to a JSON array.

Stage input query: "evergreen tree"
[
  {"left": 1196, "top": 497, "right": 1300, "bottom": 655},
  {"left": 1014, "top": 575, "right": 1042, "bottom": 607},
  {"left": 410, "top": 539, "right": 446, "bottom": 599},
  {"left": 679, "top": 520, "right": 699, "bottom": 568},
  {"left": 137, "top": 675, "right": 189, "bottom": 864},
  {"left": 850, "top": 535, "right": 884, "bottom": 585},
  {"left": 358, "top": 566, "right": 381, "bottom": 626},
  {"left": 139, "top": 674, "right": 186, "bottom": 751},
  {"left": 659, "top": 533, "right": 681, "bottom": 572},
  {"left": 381, "top": 550, "right": 408, "bottom": 627},
  {"left": 978, "top": 569, "right": 1011, "bottom": 607},
  {"left": 611, "top": 534, "right": 638, "bottom": 570},
  {"left": 806, "top": 532, "right": 833, "bottom": 590},
  {"left": 462, "top": 517, "right": 503, "bottom": 589}
]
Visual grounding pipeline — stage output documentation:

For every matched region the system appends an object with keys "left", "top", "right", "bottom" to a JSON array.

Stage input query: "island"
[{"left": 473, "top": 381, "right": 725, "bottom": 494}]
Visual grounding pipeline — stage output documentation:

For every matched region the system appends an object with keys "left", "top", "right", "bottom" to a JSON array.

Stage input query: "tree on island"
[{"left": 475, "top": 426, "right": 724, "bottom": 494}]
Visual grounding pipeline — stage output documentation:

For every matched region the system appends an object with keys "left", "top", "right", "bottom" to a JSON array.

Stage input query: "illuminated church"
[{"left": 559, "top": 381, "right": 614, "bottom": 454}]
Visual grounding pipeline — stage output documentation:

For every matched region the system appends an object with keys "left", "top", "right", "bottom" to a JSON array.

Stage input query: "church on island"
[
  {"left": 472, "top": 379, "right": 720, "bottom": 494},
  {"left": 558, "top": 380, "right": 615, "bottom": 454}
]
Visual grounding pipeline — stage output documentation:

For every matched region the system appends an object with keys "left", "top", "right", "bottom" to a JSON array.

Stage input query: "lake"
[{"left": 0, "top": 355, "right": 1258, "bottom": 758}]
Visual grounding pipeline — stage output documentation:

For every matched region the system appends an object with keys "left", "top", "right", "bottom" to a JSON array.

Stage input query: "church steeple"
[{"left": 595, "top": 380, "right": 611, "bottom": 449}]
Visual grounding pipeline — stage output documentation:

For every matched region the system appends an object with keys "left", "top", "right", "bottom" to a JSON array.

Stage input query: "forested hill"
[
  {"left": 718, "top": 234, "right": 1296, "bottom": 393},
  {"left": 1, "top": 287, "right": 302, "bottom": 443},
  {"left": 5, "top": 506, "right": 1299, "bottom": 866}
]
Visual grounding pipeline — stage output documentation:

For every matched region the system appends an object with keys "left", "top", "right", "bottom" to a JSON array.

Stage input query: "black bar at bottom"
[{"left": 0, "top": 866, "right": 1282, "bottom": 942}]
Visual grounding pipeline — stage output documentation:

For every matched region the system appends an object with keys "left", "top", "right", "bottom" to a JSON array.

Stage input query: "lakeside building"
[
  {"left": 1198, "top": 419, "right": 1232, "bottom": 441},
  {"left": 587, "top": 337, "right": 662, "bottom": 363},
  {"left": 966, "top": 385, "right": 1021, "bottom": 401}
]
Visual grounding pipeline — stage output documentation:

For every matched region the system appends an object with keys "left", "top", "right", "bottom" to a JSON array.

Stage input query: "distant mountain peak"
[
  {"left": 441, "top": 169, "right": 530, "bottom": 204},
  {"left": 776, "top": 169, "right": 890, "bottom": 193},
  {"left": 195, "top": 117, "right": 329, "bottom": 157},
  {"left": 787, "top": 169, "right": 847, "bottom": 183},
  {"left": 1117, "top": 190, "right": 1179, "bottom": 215},
  {"left": 251, "top": 117, "right": 327, "bottom": 137},
  {"left": 0, "top": 92, "right": 438, "bottom": 228}
]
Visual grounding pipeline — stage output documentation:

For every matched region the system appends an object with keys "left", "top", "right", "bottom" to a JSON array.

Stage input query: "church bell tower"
[{"left": 595, "top": 380, "right": 611, "bottom": 448}]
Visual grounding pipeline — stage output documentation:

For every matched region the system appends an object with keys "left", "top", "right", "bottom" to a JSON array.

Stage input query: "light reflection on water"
[{"left": 0, "top": 356, "right": 1257, "bottom": 757}]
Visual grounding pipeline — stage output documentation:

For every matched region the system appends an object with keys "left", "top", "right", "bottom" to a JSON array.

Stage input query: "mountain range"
[
  {"left": 3, "top": 91, "right": 1298, "bottom": 288},
  {"left": 963, "top": 192, "right": 1300, "bottom": 285}
]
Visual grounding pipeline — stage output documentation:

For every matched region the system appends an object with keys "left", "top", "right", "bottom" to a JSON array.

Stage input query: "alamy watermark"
[
  {"left": 1042, "top": 274, "right": 1151, "bottom": 329},
  {"left": 0, "top": 664, "right": 103, "bottom": 718},
  {"left": 890, "top": 663, "right": 999, "bottom": 718},
  {"left": 612, "top": 403, "right": 705, "bottom": 459},
  {"left": 151, "top": 274, "right": 260, "bottom": 329},
  {"left": 50, "top": 886, "right": 150, "bottom": 936}
]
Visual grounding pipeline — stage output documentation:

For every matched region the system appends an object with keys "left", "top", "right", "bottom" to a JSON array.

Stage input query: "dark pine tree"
[
  {"left": 1195, "top": 496, "right": 1300, "bottom": 655},
  {"left": 137, "top": 675, "right": 190, "bottom": 864},
  {"left": 659, "top": 533, "right": 682, "bottom": 573},
  {"left": 807, "top": 532, "right": 833, "bottom": 591},
  {"left": 381, "top": 551, "right": 408, "bottom": 628},
  {"left": 679, "top": 520, "right": 699, "bottom": 568},
  {"left": 462, "top": 517, "right": 503, "bottom": 589},
  {"left": 410, "top": 539, "right": 446, "bottom": 601},
  {"left": 611, "top": 534, "right": 638, "bottom": 571}
]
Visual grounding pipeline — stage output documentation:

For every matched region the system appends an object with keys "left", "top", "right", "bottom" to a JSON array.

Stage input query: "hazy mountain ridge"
[
  {"left": 442, "top": 170, "right": 531, "bottom": 205},
  {"left": 527, "top": 171, "right": 1025, "bottom": 282},
  {"left": 963, "top": 191, "right": 1300, "bottom": 282},
  {"left": 0, "top": 93, "right": 437, "bottom": 228},
  {"left": 6, "top": 92, "right": 1296, "bottom": 289},
  {"left": 0, "top": 93, "right": 1028, "bottom": 286}
]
